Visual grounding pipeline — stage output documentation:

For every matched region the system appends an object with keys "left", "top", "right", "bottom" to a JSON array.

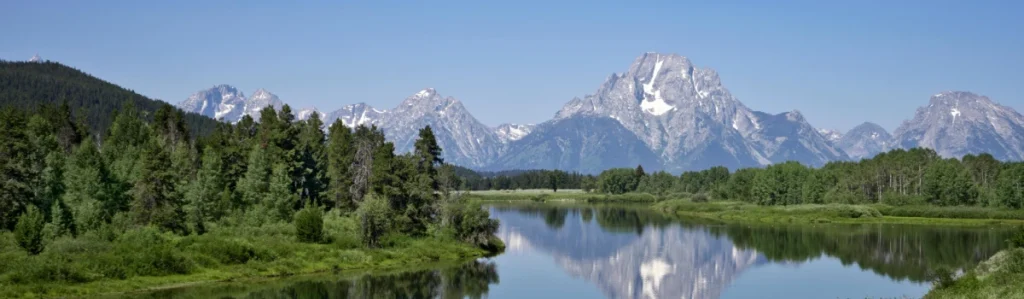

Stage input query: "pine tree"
[
  {"left": 14, "top": 206, "right": 45, "bottom": 255},
  {"left": 413, "top": 126, "right": 443, "bottom": 183},
  {"left": 326, "top": 122, "right": 355, "bottom": 209},
  {"left": 0, "top": 108, "right": 33, "bottom": 230},
  {"left": 296, "top": 113, "right": 327, "bottom": 205},
  {"left": 49, "top": 198, "right": 76, "bottom": 238},
  {"left": 103, "top": 104, "right": 151, "bottom": 185},
  {"left": 268, "top": 163, "right": 299, "bottom": 222},
  {"left": 238, "top": 146, "right": 271, "bottom": 208},
  {"left": 62, "top": 137, "right": 118, "bottom": 231},
  {"left": 184, "top": 147, "right": 228, "bottom": 224},
  {"left": 130, "top": 140, "right": 185, "bottom": 232},
  {"left": 634, "top": 165, "right": 646, "bottom": 178},
  {"left": 153, "top": 104, "right": 190, "bottom": 147}
]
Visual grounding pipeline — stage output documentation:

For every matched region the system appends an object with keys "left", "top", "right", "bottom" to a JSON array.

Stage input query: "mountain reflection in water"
[
  {"left": 121, "top": 203, "right": 1011, "bottom": 299},
  {"left": 490, "top": 204, "right": 1010, "bottom": 299}
]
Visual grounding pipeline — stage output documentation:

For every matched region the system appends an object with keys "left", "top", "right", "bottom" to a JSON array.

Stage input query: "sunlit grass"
[{"left": 0, "top": 213, "right": 489, "bottom": 299}]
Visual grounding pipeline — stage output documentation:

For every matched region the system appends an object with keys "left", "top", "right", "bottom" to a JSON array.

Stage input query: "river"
[{"left": 122, "top": 203, "right": 1013, "bottom": 299}]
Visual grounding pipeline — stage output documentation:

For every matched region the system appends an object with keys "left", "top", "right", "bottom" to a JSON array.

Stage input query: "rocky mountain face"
[
  {"left": 818, "top": 129, "right": 843, "bottom": 143},
  {"left": 177, "top": 85, "right": 283, "bottom": 122},
  {"left": 177, "top": 55, "right": 1024, "bottom": 173},
  {"left": 486, "top": 116, "right": 663, "bottom": 174},
  {"left": 892, "top": 91, "right": 1024, "bottom": 161},
  {"left": 295, "top": 89, "right": 505, "bottom": 168},
  {"left": 836, "top": 122, "right": 891, "bottom": 160},
  {"left": 377, "top": 89, "right": 503, "bottom": 167},
  {"left": 554, "top": 53, "right": 847, "bottom": 172}
]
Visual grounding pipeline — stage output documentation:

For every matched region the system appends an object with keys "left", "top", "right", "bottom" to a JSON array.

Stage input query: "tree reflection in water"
[
  {"left": 492, "top": 203, "right": 1012, "bottom": 298},
  {"left": 124, "top": 260, "right": 499, "bottom": 299}
]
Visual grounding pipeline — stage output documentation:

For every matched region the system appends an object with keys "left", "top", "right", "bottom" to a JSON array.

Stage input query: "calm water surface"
[{"left": 126, "top": 203, "right": 1012, "bottom": 299}]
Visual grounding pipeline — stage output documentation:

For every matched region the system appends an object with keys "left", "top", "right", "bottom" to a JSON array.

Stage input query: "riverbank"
[
  {"left": 652, "top": 200, "right": 1024, "bottom": 226},
  {"left": 0, "top": 213, "right": 495, "bottom": 298},
  {"left": 925, "top": 248, "right": 1024, "bottom": 298},
  {"left": 467, "top": 191, "right": 1024, "bottom": 226}
]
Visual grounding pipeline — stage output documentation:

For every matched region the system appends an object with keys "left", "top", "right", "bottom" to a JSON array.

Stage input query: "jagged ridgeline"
[
  {"left": 0, "top": 60, "right": 219, "bottom": 137},
  {"left": 178, "top": 53, "right": 1024, "bottom": 174}
]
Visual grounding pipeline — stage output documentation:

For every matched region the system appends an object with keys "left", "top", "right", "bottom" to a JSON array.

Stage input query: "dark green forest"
[
  {"left": 590, "top": 149, "right": 1024, "bottom": 208},
  {"left": 0, "top": 90, "right": 500, "bottom": 292},
  {"left": 0, "top": 60, "right": 219, "bottom": 137},
  {"left": 0, "top": 99, "right": 499, "bottom": 240}
]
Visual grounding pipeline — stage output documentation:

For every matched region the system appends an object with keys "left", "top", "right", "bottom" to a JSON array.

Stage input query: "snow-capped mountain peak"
[
  {"left": 893, "top": 91, "right": 1024, "bottom": 160},
  {"left": 244, "top": 88, "right": 284, "bottom": 121},
  {"left": 414, "top": 88, "right": 436, "bottom": 99},
  {"left": 28, "top": 54, "right": 41, "bottom": 62},
  {"left": 494, "top": 123, "right": 535, "bottom": 143},
  {"left": 552, "top": 52, "right": 846, "bottom": 171},
  {"left": 297, "top": 107, "right": 326, "bottom": 122},
  {"left": 177, "top": 84, "right": 247, "bottom": 122},
  {"left": 177, "top": 85, "right": 284, "bottom": 122}
]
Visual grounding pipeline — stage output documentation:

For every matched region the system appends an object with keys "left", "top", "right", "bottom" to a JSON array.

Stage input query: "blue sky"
[{"left": 2, "top": 0, "right": 1022, "bottom": 131}]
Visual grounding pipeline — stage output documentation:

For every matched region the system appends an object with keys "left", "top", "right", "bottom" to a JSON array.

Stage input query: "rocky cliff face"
[
  {"left": 177, "top": 85, "right": 282, "bottom": 122},
  {"left": 892, "top": 91, "right": 1024, "bottom": 161},
  {"left": 553, "top": 53, "right": 846, "bottom": 171},
  {"left": 836, "top": 122, "right": 891, "bottom": 160}
]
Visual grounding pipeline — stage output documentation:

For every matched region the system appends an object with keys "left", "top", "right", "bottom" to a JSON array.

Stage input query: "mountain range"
[{"left": 177, "top": 53, "right": 1024, "bottom": 173}]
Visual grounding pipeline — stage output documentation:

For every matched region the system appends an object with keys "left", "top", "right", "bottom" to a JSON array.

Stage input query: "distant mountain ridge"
[{"left": 175, "top": 53, "right": 1024, "bottom": 173}]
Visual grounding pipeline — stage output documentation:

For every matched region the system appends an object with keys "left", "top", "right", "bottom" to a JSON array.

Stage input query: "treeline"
[
  {"left": 455, "top": 168, "right": 594, "bottom": 191},
  {"left": 594, "top": 149, "right": 1024, "bottom": 208},
  {"left": 0, "top": 100, "right": 502, "bottom": 257},
  {"left": 0, "top": 60, "right": 219, "bottom": 138}
]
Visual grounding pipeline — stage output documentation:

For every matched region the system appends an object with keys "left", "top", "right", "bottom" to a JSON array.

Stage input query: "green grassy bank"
[
  {"left": 468, "top": 191, "right": 1024, "bottom": 226},
  {"left": 0, "top": 212, "right": 495, "bottom": 298},
  {"left": 925, "top": 248, "right": 1024, "bottom": 299}
]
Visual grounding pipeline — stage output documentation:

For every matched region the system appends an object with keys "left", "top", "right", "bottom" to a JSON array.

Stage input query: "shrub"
[
  {"left": 14, "top": 206, "right": 45, "bottom": 255},
  {"left": 294, "top": 205, "right": 324, "bottom": 243},
  {"left": 182, "top": 235, "right": 271, "bottom": 265},
  {"left": 691, "top": 193, "right": 709, "bottom": 203},
  {"left": 1008, "top": 228, "right": 1024, "bottom": 249},
  {"left": 115, "top": 227, "right": 193, "bottom": 276},
  {"left": 443, "top": 204, "right": 501, "bottom": 251},
  {"left": 930, "top": 266, "right": 958, "bottom": 289},
  {"left": 323, "top": 211, "right": 361, "bottom": 249},
  {"left": 357, "top": 195, "right": 392, "bottom": 248}
]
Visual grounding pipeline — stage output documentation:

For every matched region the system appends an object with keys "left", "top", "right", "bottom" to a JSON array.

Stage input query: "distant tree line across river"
[{"left": 457, "top": 148, "right": 1024, "bottom": 208}]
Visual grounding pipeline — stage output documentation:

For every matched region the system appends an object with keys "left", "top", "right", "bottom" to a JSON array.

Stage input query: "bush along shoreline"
[
  {"left": 0, "top": 103, "right": 502, "bottom": 298},
  {"left": 925, "top": 229, "right": 1024, "bottom": 298}
]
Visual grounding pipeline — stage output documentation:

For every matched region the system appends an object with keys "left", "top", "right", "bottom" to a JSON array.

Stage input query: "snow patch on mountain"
[
  {"left": 818, "top": 129, "right": 843, "bottom": 143},
  {"left": 551, "top": 52, "right": 847, "bottom": 171},
  {"left": 893, "top": 91, "right": 1024, "bottom": 161},
  {"left": 494, "top": 123, "right": 535, "bottom": 143}
]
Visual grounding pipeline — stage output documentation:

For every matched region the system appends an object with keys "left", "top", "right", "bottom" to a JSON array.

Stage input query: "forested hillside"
[{"left": 0, "top": 60, "right": 219, "bottom": 137}]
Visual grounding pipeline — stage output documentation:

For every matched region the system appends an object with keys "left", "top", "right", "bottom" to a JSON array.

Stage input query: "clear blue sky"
[{"left": 2, "top": 0, "right": 1022, "bottom": 132}]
